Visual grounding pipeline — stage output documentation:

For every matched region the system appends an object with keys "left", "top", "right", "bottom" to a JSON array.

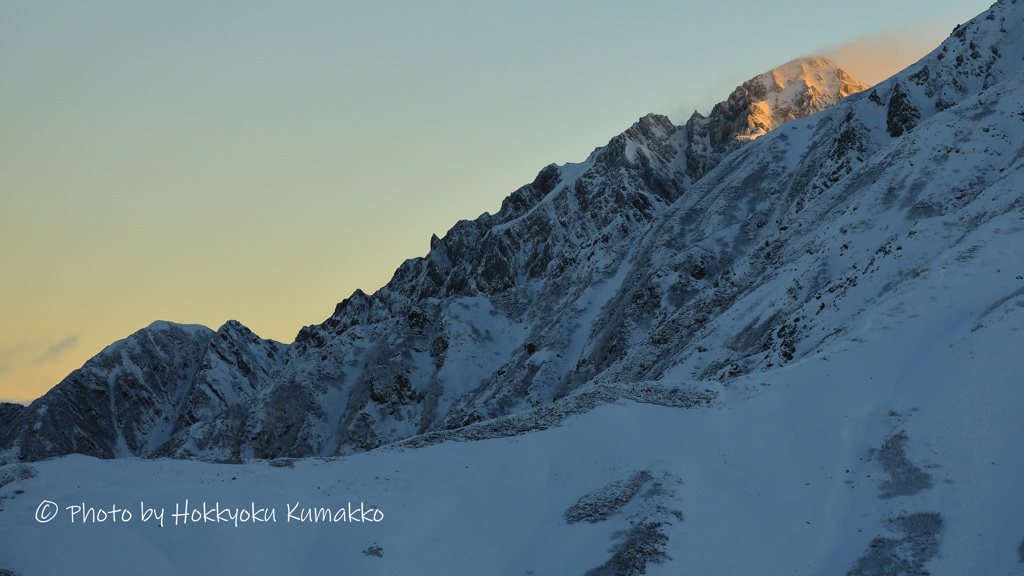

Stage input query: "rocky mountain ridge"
[
  {"left": 0, "top": 321, "right": 285, "bottom": 461},
  {"left": 4, "top": 0, "right": 1024, "bottom": 464}
]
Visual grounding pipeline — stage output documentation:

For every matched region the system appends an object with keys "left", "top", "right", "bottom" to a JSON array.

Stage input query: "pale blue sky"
[{"left": 0, "top": 0, "right": 995, "bottom": 401}]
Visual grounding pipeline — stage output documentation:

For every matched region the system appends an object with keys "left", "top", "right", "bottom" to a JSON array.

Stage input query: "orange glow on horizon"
[{"left": 820, "top": 23, "right": 950, "bottom": 86}]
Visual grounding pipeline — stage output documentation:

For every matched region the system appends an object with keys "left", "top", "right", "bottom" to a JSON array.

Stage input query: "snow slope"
[{"left": 1, "top": 270, "right": 1022, "bottom": 574}]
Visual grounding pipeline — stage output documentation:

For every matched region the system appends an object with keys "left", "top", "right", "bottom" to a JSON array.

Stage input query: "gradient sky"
[{"left": 0, "top": 0, "right": 995, "bottom": 403}]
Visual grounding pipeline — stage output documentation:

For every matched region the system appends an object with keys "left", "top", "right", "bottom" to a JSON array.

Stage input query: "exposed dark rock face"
[
  {"left": 0, "top": 404, "right": 25, "bottom": 438},
  {"left": 887, "top": 81, "right": 921, "bottom": 137}
]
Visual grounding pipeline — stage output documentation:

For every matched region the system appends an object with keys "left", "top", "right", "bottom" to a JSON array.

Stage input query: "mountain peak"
[
  {"left": 683, "top": 56, "right": 867, "bottom": 180},
  {"left": 734, "top": 56, "right": 869, "bottom": 141}
]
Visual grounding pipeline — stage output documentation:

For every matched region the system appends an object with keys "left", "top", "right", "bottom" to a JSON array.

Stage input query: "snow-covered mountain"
[
  {"left": 731, "top": 56, "right": 869, "bottom": 141},
  {"left": 3, "top": 1, "right": 1024, "bottom": 573},
  {"left": 0, "top": 56, "right": 866, "bottom": 463},
  {"left": 158, "top": 60, "right": 870, "bottom": 460},
  {"left": 0, "top": 321, "right": 285, "bottom": 461},
  {"left": 684, "top": 55, "right": 868, "bottom": 180}
]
